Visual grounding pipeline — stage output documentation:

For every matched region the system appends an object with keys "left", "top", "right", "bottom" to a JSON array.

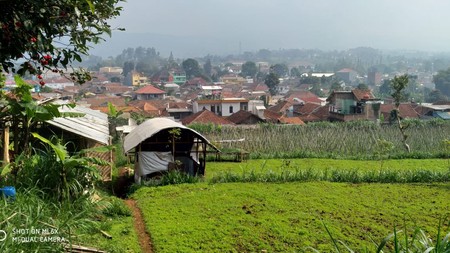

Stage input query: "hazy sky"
[{"left": 92, "top": 0, "right": 450, "bottom": 58}]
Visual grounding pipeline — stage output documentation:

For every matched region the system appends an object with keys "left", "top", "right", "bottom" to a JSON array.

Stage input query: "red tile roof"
[
  {"left": 311, "top": 105, "right": 330, "bottom": 120},
  {"left": 268, "top": 100, "right": 293, "bottom": 114},
  {"left": 285, "top": 91, "right": 322, "bottom": 104},
  {"left": 352, "top": 89, "right": 375, "bottom": 101},
  {"left": 279, "top": 116, "right": 305, "bottom": 125},
  {"left": 84, "top": 96, "right": 127, "bottom": 107},
  {"left": 181, "top": 109, "right": 234, "bottom": 125},
  {"left": 263, "top": 109, "right": 283, "bottom": 123},
  {"left": 135, "top": 85, "right": 166, "bottom": 94},
  {"left": 295, "top": 102, "right": 321, "bottom": 115},
  {"left": 380, "top": 104, "right": 420, "bottom": 119},
  {"left": 227, "top": 110, "right": 263, "bottom": 124}
]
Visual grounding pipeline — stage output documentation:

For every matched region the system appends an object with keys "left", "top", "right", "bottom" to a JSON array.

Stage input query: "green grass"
[
  {"left": 133, "top": 182, "right": 449, "bottom": 253},
  {"left": 204, "top": 159, "right": 450, "bottom": 180},
  {"left": 74, "top": 195, "right": 141, "bottom": 253},
  {"left": 0, "top": 189, "right": 140, "bottom": 253},
  {"left": 76, "top": 215, "right": 141, "bottom": 253}
]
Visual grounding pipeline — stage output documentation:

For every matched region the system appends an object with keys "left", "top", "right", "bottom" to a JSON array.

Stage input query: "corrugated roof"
[
  {"left": 123, "top": 117, "right": 217, "bottom": 153},
  {"left": 47, "top": 101, "right": 110, "bottom": 145},
  {"left": 435, "top": 111, "right": 450, "bottom": 120}
]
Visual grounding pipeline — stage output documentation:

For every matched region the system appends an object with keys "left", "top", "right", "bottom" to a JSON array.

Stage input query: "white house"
[{"left": 193, "top": 98, "right": 249, "bottom": 117}]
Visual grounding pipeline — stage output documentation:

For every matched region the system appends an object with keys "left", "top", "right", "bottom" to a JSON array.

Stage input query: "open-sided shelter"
[{"left": 123, "top": 118, "right": 218, "bottom": 183}]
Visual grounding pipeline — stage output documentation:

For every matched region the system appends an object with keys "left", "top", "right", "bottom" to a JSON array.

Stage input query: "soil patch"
[{"left": 124, "top": 199, "right": 153, "bottom": 253}]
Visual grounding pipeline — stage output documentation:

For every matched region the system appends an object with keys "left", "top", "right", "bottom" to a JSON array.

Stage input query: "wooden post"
[{"left": 3, "top": 126, "right": 10, "bottom": 165}]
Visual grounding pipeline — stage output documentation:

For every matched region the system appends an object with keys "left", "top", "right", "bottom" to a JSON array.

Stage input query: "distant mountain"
[{"left": 89, "top": 32, "right": 240, "bottom": 59}]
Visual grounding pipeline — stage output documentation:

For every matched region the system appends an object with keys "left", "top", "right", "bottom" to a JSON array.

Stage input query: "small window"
[{"left": 229, "top": 106, "right": 233, "bottom": 113}]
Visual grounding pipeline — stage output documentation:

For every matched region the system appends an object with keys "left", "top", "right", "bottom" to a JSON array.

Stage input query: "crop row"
[{"left": 195, "top": 120, "right": 450, "bottom": 159}]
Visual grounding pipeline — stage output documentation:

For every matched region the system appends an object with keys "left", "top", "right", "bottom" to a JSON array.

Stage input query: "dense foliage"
[
  {"left": 433, "top": 67, "right": 450, "bottom": 97},
  {"left": 0, "top": 0, "right": 123, "bottom": 83}
]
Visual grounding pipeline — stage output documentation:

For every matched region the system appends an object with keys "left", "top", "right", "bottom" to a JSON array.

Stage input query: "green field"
[
  {"left": 205, "top": 159, "right": 450, "bottom": 180},
  {"left": 134, "top": 182, "right": 449, "bottom": 252},
  {"left": 132, "top": 159, "right": 450, "bottom": 252}
]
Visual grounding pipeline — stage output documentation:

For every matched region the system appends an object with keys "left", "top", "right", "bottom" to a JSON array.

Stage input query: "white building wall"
[{"left": 221, "top": 102, "right": 240, "bottom": 117}]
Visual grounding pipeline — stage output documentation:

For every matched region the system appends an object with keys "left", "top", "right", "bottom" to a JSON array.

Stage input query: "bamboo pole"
[{"left": 3, "top": 126, "right": 10, "bottom": 165}]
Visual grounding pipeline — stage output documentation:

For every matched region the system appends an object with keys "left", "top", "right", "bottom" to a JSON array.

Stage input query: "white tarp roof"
[
  {"left": 46, "top": 101, "right": 110, "bottom": 145},
  {"left": 123, "top": 117, "right": 216, "bottom": 153}
]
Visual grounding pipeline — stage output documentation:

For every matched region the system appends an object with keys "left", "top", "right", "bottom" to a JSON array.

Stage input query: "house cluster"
[{"left": 3, "top": 64, "right": 449, "bottom": 131}]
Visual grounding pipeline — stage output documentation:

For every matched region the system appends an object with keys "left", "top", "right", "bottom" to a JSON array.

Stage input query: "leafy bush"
[
  {"left": 4, "top": 133, "right": 107, "bottom": 203},
  {"left": 143, "top": 170, "right": 203, "bottom": 187}
]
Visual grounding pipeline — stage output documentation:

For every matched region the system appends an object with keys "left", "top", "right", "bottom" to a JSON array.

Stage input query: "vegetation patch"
[
  {"left": 201, "top": 120, "right": 450, "bottom": 159},
  {"left": 205, "top": 159, "right": 450, "bottom": 180},
  {"left": 133, "top": 182, "right": 449, "bottom": 252}
]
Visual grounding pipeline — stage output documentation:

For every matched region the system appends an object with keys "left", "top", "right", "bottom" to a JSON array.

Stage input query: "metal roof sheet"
[
  {"left": 123, "top": 117, "right": 216, "bottom": 153},
  {"left": 435, "top": 111, "right": 450, "bottom": 120},
  {"left": 47, "top": 102, "right": 110, "bottom": 145}
]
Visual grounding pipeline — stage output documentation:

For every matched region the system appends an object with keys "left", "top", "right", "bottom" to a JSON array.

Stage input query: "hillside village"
[
  {"left": 3, "top": 50, "right": 449, "bottom": 130},
  {"left": 1, "top": 2, "right": 450, "bottom": 252}
]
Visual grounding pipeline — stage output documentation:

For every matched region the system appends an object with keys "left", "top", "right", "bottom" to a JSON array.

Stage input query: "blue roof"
[{"left": 434, "top": 111, "right": 450, "bottom": 120}]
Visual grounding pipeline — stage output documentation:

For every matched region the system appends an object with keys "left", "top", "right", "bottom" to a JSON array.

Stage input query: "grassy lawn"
[
  {"left": 133, "top": 182, "right": 449, "bottom": 252},
  {"left": 205, "top": 158, "right": 450, "bottom": 180}
]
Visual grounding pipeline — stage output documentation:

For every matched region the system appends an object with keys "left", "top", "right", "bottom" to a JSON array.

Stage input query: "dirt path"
[{"left": 124, "top": 199, "right": 154, "bottom": 253}]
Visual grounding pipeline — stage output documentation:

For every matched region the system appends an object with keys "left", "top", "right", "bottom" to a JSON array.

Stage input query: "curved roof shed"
[
  {"left": 124, "top": 118, "right": 217, "bottom": 153},
  {"left": 123, "top": 118, "right": 218, "bottom": 180}
]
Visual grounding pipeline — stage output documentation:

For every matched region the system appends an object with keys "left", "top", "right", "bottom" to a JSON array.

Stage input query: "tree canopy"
[
  {"left": 182, "top": 58, "right": 201, "bottom": 79},
  {"left": 241, "top": 61, "right": 257, "bottom": 78},
  {"left": 433, "top": 67, "right": 450, "bottom": 97},
  {"left": 264, "top": 73, "right": 280, "bottom": 96},
  {"left": 270, "top": 63, "right": 289, "bottom": 77},
  {"left": 0, "top": 0, "right": 123, "bottom": 84}
]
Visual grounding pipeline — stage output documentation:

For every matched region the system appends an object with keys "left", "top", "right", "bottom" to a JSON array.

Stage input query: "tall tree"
[
  {"left": 290, "top": 67, "right": 301, "bottom": 77},
  {"left": 182, "top": 58, "right": 201, "bottom": 79},
  {"left": 264, "top": 73, "right": 280, "bottom": 96},
  {"left": 0, "top": 0, "right": 123, "bottom": 84},
  {"left": 390, "top": 75, "right": 411, "bottom": 153},
  {"left": 241, "top": 61, "right": 257, "bottom": 78},
  {"left": 433, "top": 67, "right": 450, "bottom": 97},
  {"left": 203, "top": 58, "right": 212, "bottom": 77},
  {"left": 426, "top": 89, "right": 449, "bottom": 103},
  {"left": 122, "top": 61, "right": 135, "bottom": 77},
  {"left": 271, "top": 64, "right": 289, "bottom": 77},
  {"left": 378, "top": 79, "right": 392, "bottom": 97}
]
